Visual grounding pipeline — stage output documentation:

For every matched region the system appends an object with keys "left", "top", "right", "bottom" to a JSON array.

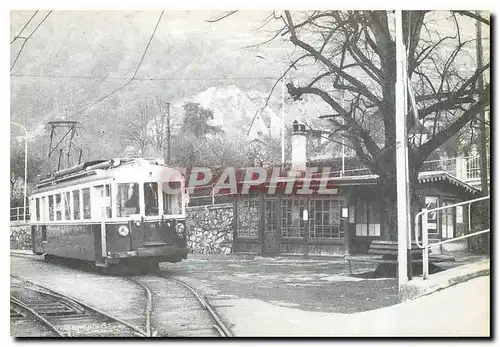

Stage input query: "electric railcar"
[{"left": 29, "top": 158, "right": 189, "bottom": 272}]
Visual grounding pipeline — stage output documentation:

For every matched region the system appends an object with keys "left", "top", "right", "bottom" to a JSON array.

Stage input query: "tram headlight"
[
  {"left": 175, "top": 222, "right": 185, "bottom": 237},
  {"left": 118, "top": 225, "right": 130, "bottom": 237}
]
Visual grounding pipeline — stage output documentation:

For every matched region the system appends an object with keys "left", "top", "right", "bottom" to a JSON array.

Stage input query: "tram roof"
[{"left": 34, "top": 158, "right": 183, "bottom": 193}]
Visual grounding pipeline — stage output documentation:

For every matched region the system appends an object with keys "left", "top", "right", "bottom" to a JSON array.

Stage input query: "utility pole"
[
  {"left": 166, "top": 102, "right": 171, "bottom": 165},
  {"left": 395, "top": 10, "right": 409, "bottom": 289},
  {"left": 475, "top": 12, "right": 489, "bottom": 195},
  {"left": 475, "top": 11, "right": 490, "bottom": 250}
]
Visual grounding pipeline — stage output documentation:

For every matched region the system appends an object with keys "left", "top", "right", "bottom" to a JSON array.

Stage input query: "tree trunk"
[
  {"left": 381, "top": 180, "right": 398, "bottom": 241},
  {"left": 379, "top": 170, "right": 420, "bottom": 242}
]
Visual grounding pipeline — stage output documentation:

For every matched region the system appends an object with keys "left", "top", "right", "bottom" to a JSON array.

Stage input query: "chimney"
[{"left": 291, "top": 120, "right": 307, "bottom": 172}]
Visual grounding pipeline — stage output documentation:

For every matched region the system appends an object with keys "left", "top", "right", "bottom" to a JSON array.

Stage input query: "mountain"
[
  {"left": 9, "top": 11, "right": 342, "bottom": 162},
  {"left": 172, "top": 85, "right": 335, "bottom": 138}
]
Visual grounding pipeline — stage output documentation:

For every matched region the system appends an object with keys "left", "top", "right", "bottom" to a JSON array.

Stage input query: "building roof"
[
  {"left": 188, "top": 167, "right": 481, "bottom": 197},
  {"left": 417, "top": 171, "right": 481, "bottom": 194}
]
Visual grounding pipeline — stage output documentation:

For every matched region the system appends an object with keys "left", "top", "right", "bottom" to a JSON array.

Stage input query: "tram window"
[
  {"left": 117, "top": 183, "right": 139, "bottom": 217},
  {"left": 64, "top": 192, "right": 71, "bottom": 220},
  {"left": 48, "top": 196, "right": 54, "bottom": 221},
  {"left": 41, "top": 197, "right": 47, "bottom": 222},
  {"left": 55, "top": 194, "right": 62, "bottom": 220},
  {"left": 162, "top": 182, "right": 182, "bottom": 215},
  {"left": 144, "top": 182, "right": 159, "bottom": 216},
  {"left": 95, "top": 184, "right": 112, "bottom": 218},
  {"left": 105, "top": 184, "right": 112, "bottom": 218},
  {"left": 82, "top": 188, "right": 91, "bottom": 219},
  {"left": 73, "top": 190, "right": 81, "bottom": 220},
  {"left": 35, "top": 198, "right": 40, "bottom": 222}
]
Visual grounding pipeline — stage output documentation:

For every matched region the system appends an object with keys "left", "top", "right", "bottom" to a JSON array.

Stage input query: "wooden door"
[{"left": 263, "top": 199, "right": 280, "bottom": 255}]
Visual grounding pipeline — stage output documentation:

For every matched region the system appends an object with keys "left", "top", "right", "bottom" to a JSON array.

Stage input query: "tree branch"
[
  {"left": 283, "top": 10, "right": 381, "bottom": 106},
  {"left": 452, "top": 11, "right": 489, "bottom": 25},
  {"left": 415, "top": 84, "right": 490, "bottom": 167},
  {"left": 206, "top": 11, "right": 238, "bottom": 23}
]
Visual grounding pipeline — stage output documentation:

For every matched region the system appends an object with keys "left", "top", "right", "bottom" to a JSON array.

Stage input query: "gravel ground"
[
  {"left": 10, "top": 256, "right": 147, "bottom": 337},
  {"left": 161, "top": 256, "right": 400, "bottom": 314},
  {"left": 131, "top": 276, "right": 219, "bottom": 337}
]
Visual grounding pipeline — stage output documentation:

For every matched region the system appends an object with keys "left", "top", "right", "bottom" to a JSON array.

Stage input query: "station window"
[
  {"left": 310, "top": 199, "right": 344, "bottom": 239},
  {"left": 355, "top": 199, "right": 381, "bottom": 236},
  {"left": 64, "top": 191, "right": 71, "bottom": 220},
  {"left": 35, "top": 198, "right": 40, "bottom": 222},
  {"left": 162, "top": 182, "right": 182, "bottom": 215},
  {"left": 441, "top": 201, "right": 454, "bottom": 239},
  {"left": 48, "top": 195, "right": 54, "bottom": 221},
  {"left": 117, "top": 183, "right": 139, "bottom": 217},
  {"left": 144, "top": 182, "right": 159, "bottom": 216},
  {"left": 73, "top": 190, "right": 81, "bottom": 220},
  {"left": 265, "top": 200, "right": 279, "bottom": 234},
  {"left": 82, "top": 188, "right": 91, "bottom": 219},
  {"left": 281, "top": 198, "right": 306, "bottom": 238}
]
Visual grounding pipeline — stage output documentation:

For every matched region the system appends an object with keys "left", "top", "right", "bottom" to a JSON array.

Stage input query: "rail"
[{"left": 414, "top": 195, "right": 490, "bottom": 280}]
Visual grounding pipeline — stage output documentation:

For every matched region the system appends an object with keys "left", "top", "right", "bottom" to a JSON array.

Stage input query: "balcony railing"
[{"left": 10, "top": 207, "right": 29, "bottom": 223}]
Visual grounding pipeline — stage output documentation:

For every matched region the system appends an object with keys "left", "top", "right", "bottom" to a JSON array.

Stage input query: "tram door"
[{"left": 94, "top": 185, "right": 111, "bottom": 263}]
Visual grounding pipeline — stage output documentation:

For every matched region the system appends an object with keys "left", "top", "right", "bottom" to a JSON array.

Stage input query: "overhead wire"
[
  {"left": 11, "top": 10, "right": 52, "bottom": 71},
  {"left": 10, "top": 73, "right": 316, "bottom": 81},
  {"left": 10, "top": 11, "right": 39, "bottom": 44},
  {"left": 67, "top": 10, "right": 165, "bottom": 119},
  {"left": 131, "top": 11, "right": 164, "bottom": 79}
]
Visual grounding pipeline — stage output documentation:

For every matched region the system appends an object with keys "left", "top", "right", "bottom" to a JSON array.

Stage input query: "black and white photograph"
[{"left": 9, "top": 6, "right": 491, "bottom": 338}]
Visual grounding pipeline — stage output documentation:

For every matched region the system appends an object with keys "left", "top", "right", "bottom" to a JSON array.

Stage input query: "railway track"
[
  {"left": 10, "top": 275, "right": 149, "bottom": 337},
  {"left": 128, "top": 275, "right": 233, "bottom": 337},
  {"left": 11, "top": 254, "right": 234, "bottom": 337}
]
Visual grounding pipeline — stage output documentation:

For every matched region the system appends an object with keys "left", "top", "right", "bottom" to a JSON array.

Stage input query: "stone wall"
[
  {"left": 10, "top": 204, "right": 236, "bottom": 255},
  {"left": 186, "top": 203, "right": 234, "bottom": 254},
  {"left": 10, "top": 224, "right": 31, "bottom": 250}
]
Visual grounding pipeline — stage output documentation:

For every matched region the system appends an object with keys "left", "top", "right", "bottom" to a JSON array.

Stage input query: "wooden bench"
[{"left": 346, "top": 240, "right": 455, "bottom": 275}]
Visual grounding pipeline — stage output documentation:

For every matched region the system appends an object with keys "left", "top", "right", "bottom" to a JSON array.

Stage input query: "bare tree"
[
  {"left": 221, "top": 10, "right": 490, "bottom": 239},
  {"left": 121, "top": 101, "right": 153, "bottom": 156},
  {"left": 120, "top": 97, "right": 179, "bottom": 158}
]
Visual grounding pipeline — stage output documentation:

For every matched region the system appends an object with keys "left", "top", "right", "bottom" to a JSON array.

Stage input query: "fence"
[
  {"left": 10, "top": 207, "right": 30, "bottom": 222},
  {"left": 420, "top": 155, "right": 489, "bottom": 183},
  {"left": 414, "top": 195, "right": 490, "bottom": 279}
]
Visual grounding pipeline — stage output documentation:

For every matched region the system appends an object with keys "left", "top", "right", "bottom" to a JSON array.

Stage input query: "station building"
[{"left": 188, "top": 121, "right": 481, "bottom": 257}]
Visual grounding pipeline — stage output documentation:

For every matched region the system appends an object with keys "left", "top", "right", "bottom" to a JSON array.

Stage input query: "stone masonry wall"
[
  {"left": 10, "top": 224, "right": 31, "bottom": 250},
  {"left": 186, "top": 203, "right": 234, "bottom": 254},
  {"left": 10, "top": 204, "right": 236, "bottom": 255}
]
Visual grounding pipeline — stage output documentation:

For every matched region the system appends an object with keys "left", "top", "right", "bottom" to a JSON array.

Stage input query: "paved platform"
[
  {"left": 213, "top": 276, "right": 489, "bottom": 336},
  {"left": 401, "top": 258, "right": 490, "bottom": 300}
]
